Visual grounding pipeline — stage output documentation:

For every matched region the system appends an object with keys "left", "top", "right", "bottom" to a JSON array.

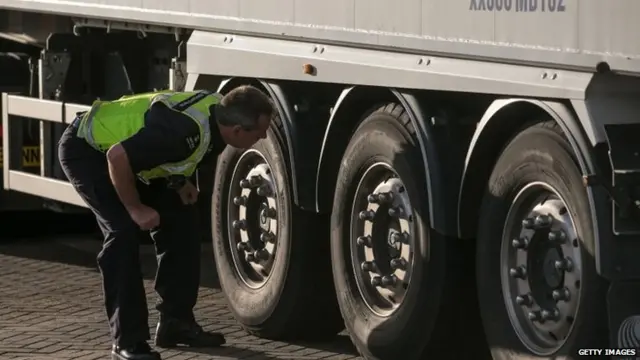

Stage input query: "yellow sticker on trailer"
[{"left": 0, "top": 146, "right": 41, "bottom": 168}]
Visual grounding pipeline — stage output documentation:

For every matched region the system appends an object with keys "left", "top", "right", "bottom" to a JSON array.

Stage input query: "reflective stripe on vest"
[
  {"left": 77, "top": 90, "right": 221, "bottom": 181},
  {"left": 148, "top": 91, "right": 220, "bottom": 177}
]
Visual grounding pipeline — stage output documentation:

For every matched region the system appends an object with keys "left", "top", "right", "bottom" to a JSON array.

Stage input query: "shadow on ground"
[
  {"left": 170, "top": 334, "right": 359, "bottom": 358},
  {"left": 0, "top": 212, "right": 222, "bottom": 290},
  {"left": 0, "top": 211, "right": 99, "bottom": 239},
  {"left": 291, "top": 335, "right": 359, "bottom": 356},
  {"left": 0, "top": 211, "right": 362, "bottom": 359},
  {"left": 167, "top": 345, "right": 281, "bottom": 359}
]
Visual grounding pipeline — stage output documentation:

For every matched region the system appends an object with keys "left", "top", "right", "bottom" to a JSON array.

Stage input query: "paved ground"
[{"left": 0, "top": 223, "right": 361, "bottom": 360}]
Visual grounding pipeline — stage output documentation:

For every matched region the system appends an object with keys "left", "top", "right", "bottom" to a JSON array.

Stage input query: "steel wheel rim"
[
  {"left": 501, "top": 181, "right": 583, "bottom": 355},
  {"left": 350, "top": 162, "right": 415, "bottom": 317},
  {"left": 227, "top": 149, "right": 279, "bottom": 289}
]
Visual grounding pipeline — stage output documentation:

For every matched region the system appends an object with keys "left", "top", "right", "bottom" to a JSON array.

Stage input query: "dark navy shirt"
[{"left": 120, "top": 102, "right": 225, "bottom": 174}]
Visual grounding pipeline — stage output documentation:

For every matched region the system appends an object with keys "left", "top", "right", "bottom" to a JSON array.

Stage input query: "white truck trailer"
[{"left": 1, "top": 1, "right": 639, "bottom": 359}]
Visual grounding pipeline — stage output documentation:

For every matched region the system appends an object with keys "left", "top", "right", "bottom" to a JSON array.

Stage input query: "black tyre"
[
  {"left": 212, "top": 124, "right": 343, "bottom": 340},
  {"left": 476, "top": 122, "right": 608, "bottom": 359},
  {"left": 330, "top": 104, "right": 455, "bottom": 360}
]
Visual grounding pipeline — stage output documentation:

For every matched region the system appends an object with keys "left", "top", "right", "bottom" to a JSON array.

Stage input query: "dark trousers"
[{"left": 57, "top": 120, "right": 202, "bottom": 347}]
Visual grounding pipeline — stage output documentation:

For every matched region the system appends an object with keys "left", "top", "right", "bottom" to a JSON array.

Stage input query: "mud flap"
[{"left": 608, "top": 281, "right": 640, "bottom": 359}]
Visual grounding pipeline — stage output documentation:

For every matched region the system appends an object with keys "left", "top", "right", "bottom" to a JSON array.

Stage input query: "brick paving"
[{"left": 0, "top": 234, "right": 361, "bottom": 360}]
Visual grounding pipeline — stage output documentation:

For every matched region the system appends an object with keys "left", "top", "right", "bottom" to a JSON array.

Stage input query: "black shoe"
[
  {"left": 111, "top": 342, "right": 161, "bottom": 360},
  {"left": 154, "top": 316, "right": 226, "bottom": 348}
]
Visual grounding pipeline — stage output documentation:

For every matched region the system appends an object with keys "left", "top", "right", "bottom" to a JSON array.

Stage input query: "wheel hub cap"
[
  {"left": 541, "top": 248, "right": 563, "bottom": 288},
  {"left": 259, "top": 203, "right": 272, "bottom": 232},
  {"left": 501, "top": 182, "right": 582, "bottom": 355},
  {"left": 350, "top": 163, "right": 415, "bottom": 317},
  {"left": 228, "top": 151, "right": 279, "bottom": 289}
]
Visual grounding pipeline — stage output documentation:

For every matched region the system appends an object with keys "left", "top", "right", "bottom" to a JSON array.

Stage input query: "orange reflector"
[{"left": 302, "top": 64, "right": 316, "bottom": 75}]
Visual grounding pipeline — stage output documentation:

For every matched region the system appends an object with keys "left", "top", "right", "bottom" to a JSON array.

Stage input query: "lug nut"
[
  {"left": 390, "top": 258, "right": 407, "bottom": 270},
  {"left": 361, "top": 261, "right": 375, "bottom": 272},
  {"left": 237, "top": 242, "right": 250, "bottom": 252},
  {"left": 554, "top": 258, "right": 574, "bottom": 272},
  {"left": 534, "top": 214, "right": 553, "bottom": 228},
  {"left": 240, "top": 179, "right": 251, "bottom": 188},
  {"left": 522, "top": 217, "right": 535, "bottom": 229},
  {"left": 232, "top": 219, "right": 247, "bottom": 230},
  {"left": 509, "top": 266, "right": 527, "bottom": 279},
  {"left": 254, "top": 249, "right": 270, "bottom": 261},
  {"left": 515, "top": 294, "right": 533, "bottom": 306},
  {"left": 541, "top": 309, "right": 560, "bottom": 322},
  {"left": 528, "top": 310, "right": 541, "bottom": 322},
  {"left": 260, "top": 231, "right": 276, "bottom": 243},
  {"left": 371, "top": 276, "right": 382, "bottom": 287},
  {"left": 511, "top": 237, "right": 529, "bottom": 250},
  {"left": 233, "top": 196, "right": 247, "bottom": 206},
  {"left": 388, "top": 206, "right": 405, "bottom": 218},
  {"left": 249, "top": 175, "right": 263, "bottom": 187},
  {"left": 256, "top": 185, "right": 272, "bottom": 197},
  {"left": 377, "top": 192, "right": 394, "bottom": 204},
  {"left": 356, "top": 236, "right": 372, "bottom": 247},
  {"left": 390, "top": 232, "right": 408, "bottom": 244},
  {"left": 548, "top": 230, "right": 566, "bottom": 243},
  {"left": 245, "top": 253, "right": 256, "bottom": 262},
  {"left": 381, "top": 275, "right": 397, "bottom": 287},
  {"left": 264, "top": 207, "right": 277, "bottom": 218},
  {"left": 359, "top": 210, "right": 375, "bottom": 221},
  {"left": 552, "top": 287, "right": 571, "bottom": 302}
]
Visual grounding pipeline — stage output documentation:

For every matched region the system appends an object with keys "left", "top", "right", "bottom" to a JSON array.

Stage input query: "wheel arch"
[
  {"left": 458, "top": 99, "right": 601, "bottom": 244},
  {"left": 216, "top": 77, "right": 300, "bottom": 206},
  {"left": 315, "top": 86, "right": 450, "bottom": 235}
]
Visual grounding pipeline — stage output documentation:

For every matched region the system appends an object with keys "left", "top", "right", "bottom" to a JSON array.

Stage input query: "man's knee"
[{"left": 97, "top": 227, "right": 141, "bottom": 266}]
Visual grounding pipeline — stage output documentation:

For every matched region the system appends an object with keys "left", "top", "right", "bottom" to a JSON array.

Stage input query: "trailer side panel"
[{"left": 0, "top": 0, "right": 639, "bottom": 74}]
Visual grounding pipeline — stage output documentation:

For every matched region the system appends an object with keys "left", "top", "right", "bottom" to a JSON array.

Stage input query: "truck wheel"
[
  {"left": 331, "top": 104, "right": 454, "bottom": 360},
  {"left": 476, "top": 122, "right": 608, "bottom": 359},
  {"left": 212, "top": 125, "right": 343, "bottom": 340}
]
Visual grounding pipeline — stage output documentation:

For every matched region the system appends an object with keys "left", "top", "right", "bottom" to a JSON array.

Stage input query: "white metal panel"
[
  {"left": 7, "top": 96, "right": 63, "bottom": 123},
  {"left": 495, "top": 2, "right": 578, "bottom": 50},
  {"left": 1, "top": 93, "right": 90, "bottom": 206},
  {"left": 422, "top": 0, "right": 494, "bottom": 40},
  {"left": 579, "top": 1, "right": 640, "bottom": 57},
  {"left": 141, "top": 0, "right": 185, "bottom": 12},
  {"left": 355, "top": 0, "right": 421, "bottom": 34},
  {"left": 190, "top": 0, "right": 238, "bottom": 17},
  {"left": 65, "top": 103, "right": 91, "bottom": 123},
  {"left": 1, "top": 0, "right": 640, "bottom": 74},
  {"left": 239, "top": 0, "right": 294, "bottom": 22},
  {"left": 293, "top": 0, "right": 354, "bottom": 29},
  {"left": 8, "top": 171, "right": 87, "bottom": 207},
  {"left": 187, "top": 31, "right": 594, "bottom": 99},
  {"left": 2, "top": 93, "right": 9, "bottom": 191}
]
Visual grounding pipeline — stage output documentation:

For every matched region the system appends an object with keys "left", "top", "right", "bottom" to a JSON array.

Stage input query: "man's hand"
[
  {"left": 178, "top": 180, "right": 199, "bottom": 205},
  {"left": 129, "top": 204, "right": 161, "bottom": 230}
]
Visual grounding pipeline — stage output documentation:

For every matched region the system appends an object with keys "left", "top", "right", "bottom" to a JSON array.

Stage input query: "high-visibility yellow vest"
[{"left": 76, "top": 90, "right": 221, "bottom": 182}]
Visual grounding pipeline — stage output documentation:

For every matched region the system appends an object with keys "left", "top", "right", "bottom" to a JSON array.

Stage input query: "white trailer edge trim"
[
  {"left": 186, "top": 31, "right": 594, "bottom": 100},
  {"left": 0, "top": 0, "right": 639, "bottom": 74},
  {"left": 1, "top": 93, "right": 89, "bottom": 208}
]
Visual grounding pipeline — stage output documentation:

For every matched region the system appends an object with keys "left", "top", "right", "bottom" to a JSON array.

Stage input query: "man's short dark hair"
[{"left": 214, "top": 85, "right": 274, "bottom": 130}]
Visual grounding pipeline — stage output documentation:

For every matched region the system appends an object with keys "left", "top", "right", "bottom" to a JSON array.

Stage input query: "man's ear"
[{"left": 232, "top": 125, "right": 243, "bottom": 135}]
